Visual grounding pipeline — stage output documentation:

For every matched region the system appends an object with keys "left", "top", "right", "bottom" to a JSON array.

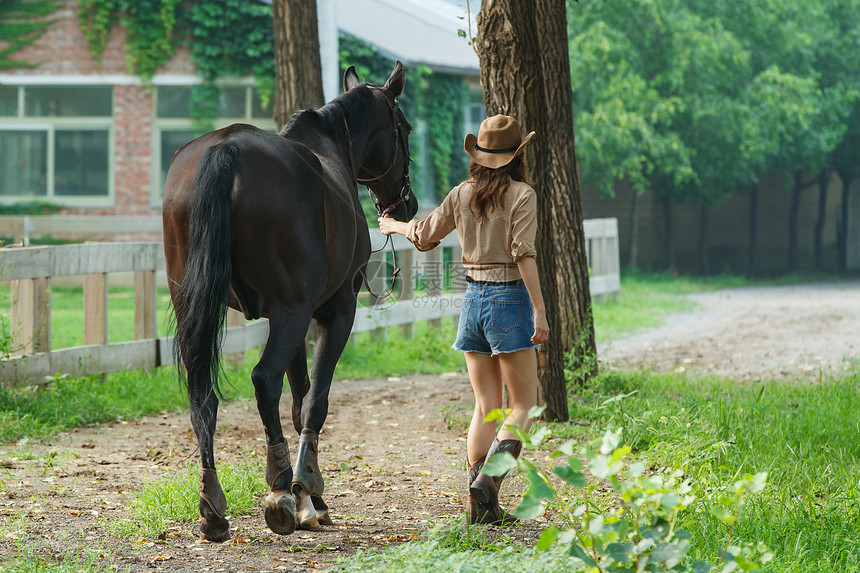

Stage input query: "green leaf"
[
  {"left": 527, "top": 405, "right": 546, "bottom": 420},
  {"left": 710, "top": 505, "right": 734, "bottom": 523},
  {"left": 482, "top": 452, "right": 516, "bottom": 477},
  {"left": 606, "top": 542, "right": 634, "bottom": 564},
  {"left": 482, "top": 408, "right": 505, "bottom": 424},
  {"left": 693, "top": 561, "right": 713, "bottom": 573},
  {"left": 526, "top": 467, "right": 554, "bottom": 500},
  {"left": 570, "top": 544, "right": 597, "bottom": 568},
  {"left": 530, "top": 426, "right": 552, "bottom": 448},
  {"left": 554, "top": 465, "right": 586, "bottom": 487},
  {"left": 536, "top": 525, "right": 560, "bottom": 551},
  {"left": 661, "top": 492, "right": 681, "bottom": 510},
  {"left": 513, "top": 492, "right": 545, "bottom": 520}
]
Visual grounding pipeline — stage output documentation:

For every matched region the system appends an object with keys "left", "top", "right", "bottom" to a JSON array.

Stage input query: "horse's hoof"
[
  {"left": 264, "top": 491, "right": 297, "bottom": 536},
  {"left": 295, "top": 489, "right": 321, "bottom": 530},
  {"left": 199, "top": 516, "right": 231, "bottom": 542},
  {"left": 313, "top": 497, "right": 333, "bottom": 525}
]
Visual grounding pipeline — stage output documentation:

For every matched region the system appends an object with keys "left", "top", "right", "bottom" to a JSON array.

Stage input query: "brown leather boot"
[
  {"left": 466, "top": 455, "right": 488, "bottom": 524},
  {"left": 469, "top": 439, "right": 522, "bottom": 525}
]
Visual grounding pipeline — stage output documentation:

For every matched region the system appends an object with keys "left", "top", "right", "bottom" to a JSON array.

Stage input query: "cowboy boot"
[
  {"left": 466, "top": 455, "right": 487, "bottom": 524},
  {"left": 469, "top": 438, "right": 522, "bottom": 525}
]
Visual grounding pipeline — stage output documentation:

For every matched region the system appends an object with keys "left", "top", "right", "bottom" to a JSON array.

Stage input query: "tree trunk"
[
  {"left": 699, "top": 204, "right": 710, "bottom": 275},
  {"left": 534, "top": 0, "right": 596, "bottom": 382},
  {"left": 747, "top": 185, "right": 758, "bottom": 278},
  {"left": 787, "top": 171, "right": 803, "bottom": 272},
  {"left": 813, "top": 168, "right": 829, "bottom": 271},
  {"left": 661, "top": 196, "right": 674, "bottom": 270},
  {"left": 476, "top": 0, "right": 571, "bottom": 421},
  {"left": 272, "top": 0, "right": 325, "bottom": 129},
  {"left": 837, "top": 170, "right": 853, "bottom": 272},
  {"left": 628, "top": 191, "right": 641, "bottom": 268}
]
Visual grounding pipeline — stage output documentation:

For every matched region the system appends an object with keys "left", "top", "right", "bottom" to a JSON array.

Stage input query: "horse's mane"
[{"left": 279, "top": 83, "right": 377, "bottom": 138}]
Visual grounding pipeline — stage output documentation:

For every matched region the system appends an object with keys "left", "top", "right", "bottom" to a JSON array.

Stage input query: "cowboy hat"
[{"left": 464, "top": 114, "right": 535, "bottom": 169}]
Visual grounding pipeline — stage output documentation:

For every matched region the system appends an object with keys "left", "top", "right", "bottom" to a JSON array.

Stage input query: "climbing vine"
[
  {"left": 339, "top": 33, "right": 470, "bottom": 207},
  {"left": 77, "top": 0, "right": 274, "bottom": 132},
  {"left": 0, "top": 0, "right": 62, "bottom": 70}
]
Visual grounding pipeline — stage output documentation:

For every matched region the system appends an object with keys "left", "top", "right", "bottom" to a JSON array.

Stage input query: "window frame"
[
  {"left": 150, "top": 82, "right": 277, "bottom": 205},
  {"left": 0, "top": 85, "right": 115, "bottom": 206}
]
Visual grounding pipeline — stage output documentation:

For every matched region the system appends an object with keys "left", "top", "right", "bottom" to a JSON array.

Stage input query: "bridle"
[{"left": 340, "top": 87, "right": 413, "bottom": 299}]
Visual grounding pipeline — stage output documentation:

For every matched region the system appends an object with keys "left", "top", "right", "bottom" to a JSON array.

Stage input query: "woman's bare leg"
[
  {"left": 464, "top": 351, "right": 502, "bottom": 464},
  {"left": 497, "top": 348, "right": 540, "bottom": 441}
]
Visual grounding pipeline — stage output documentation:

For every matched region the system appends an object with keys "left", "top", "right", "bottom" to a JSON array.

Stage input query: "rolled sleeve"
[
  {"left": 510, "top": 188, "right": 537, "bottom": 262},
  {"left": 405, "top": 189, "right": 457, "bottom": 252}
]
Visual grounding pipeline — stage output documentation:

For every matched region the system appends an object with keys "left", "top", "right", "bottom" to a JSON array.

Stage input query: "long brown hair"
[{"left": 468, "top": 155, "right": 527, "bottom": 221}]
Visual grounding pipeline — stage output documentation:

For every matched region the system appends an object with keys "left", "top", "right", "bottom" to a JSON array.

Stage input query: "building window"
[
  {"left": 0, "top": 86, "right": 113, "bottom": 203},
  {"left": 152, "top": 85, "right": 276, "bottom": 201}
]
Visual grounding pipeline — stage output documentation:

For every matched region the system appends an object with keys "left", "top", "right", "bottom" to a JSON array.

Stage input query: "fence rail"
[{"left": 0, "top": 218, "right": 618, "bottom": 384}]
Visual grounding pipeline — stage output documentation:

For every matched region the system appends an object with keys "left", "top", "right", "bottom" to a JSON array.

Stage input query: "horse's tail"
[{"left": 173, "top": 142, "right": 239, "bottom": 399}]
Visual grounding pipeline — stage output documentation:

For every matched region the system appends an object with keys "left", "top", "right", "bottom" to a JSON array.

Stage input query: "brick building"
[{"left": 0, "top": 0, "right": 277, "bottom": 219}]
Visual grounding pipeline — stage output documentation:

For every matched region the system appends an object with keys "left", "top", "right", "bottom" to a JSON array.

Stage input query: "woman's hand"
[
  {"left": 377, "top": 215, "right": 407, "bottom": 236},
  {"left": 531, "top": 309, "right": 549, "bottom": 344}
]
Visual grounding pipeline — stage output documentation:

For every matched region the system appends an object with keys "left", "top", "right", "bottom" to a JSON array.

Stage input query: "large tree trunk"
[
  {"left": 628, "top": 191, "right": 641, "bottom": 268},
  {"left": 272, "top": 0, "right": 325, "bottom": 129},
  {"left": 747, "top": 185, "right": 759, "bottom": 278},
  {"left": 476, "top": 0, "right": 574, "bottom": 421},
  {"left": 813, "top": 168, "right": 829, "bottom": 271},
  {"left": 699, "top": 203, "right": 710, "bottom": 275},
  {"left": 534, "top": 0, "right": 596, "bottom": 383},
  {"left": 837, "top": 170, "right": 854, "bottom": 272},
  {"left": 787, "top": 171, "right": 803, "bottom": 272},
  {"left": 661, "top": 196, "right": 674, "bottom": 270}
]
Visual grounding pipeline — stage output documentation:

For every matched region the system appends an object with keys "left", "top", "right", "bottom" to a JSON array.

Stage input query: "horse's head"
[{"left": 344, "top": 61, "right": 418, "bottom": 223}]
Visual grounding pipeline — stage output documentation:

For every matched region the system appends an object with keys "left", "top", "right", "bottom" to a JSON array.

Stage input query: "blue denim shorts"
[{"left": 452, "top": 278, "right": 539, "bottom": 355}]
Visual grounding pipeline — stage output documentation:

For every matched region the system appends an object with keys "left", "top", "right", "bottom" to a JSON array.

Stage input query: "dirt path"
[
  {"left": 3, "top": 280, "right": 857, "bottom": 571},
  {"left": 0, "top": 373, "right": 541, "bottom": 571},
  {"left": 600, "top": 280, "right": 860, "bottom": 380}
]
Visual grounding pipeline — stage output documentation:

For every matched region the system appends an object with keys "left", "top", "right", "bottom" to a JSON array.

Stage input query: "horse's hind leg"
[
  {"left": 252, "top": 308, "right": 312, "bottom": 536},
  {"left": 293, "top": 299, "right": 356, "bottom": 529},
  {"left": 190, "top": 383, "right": 230, "bottom": 541}
]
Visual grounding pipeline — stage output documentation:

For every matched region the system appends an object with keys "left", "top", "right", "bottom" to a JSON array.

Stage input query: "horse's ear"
[
  {"left": 383, "top": 60, "right": 406, "bottom": 97},
  {"left": 343, "top": 65, "right": 362, "bottom": 93}
]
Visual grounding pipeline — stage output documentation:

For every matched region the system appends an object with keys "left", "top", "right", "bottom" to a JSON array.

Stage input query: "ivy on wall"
[
  {"left": 0, "top": 0, "right": 62, "bottom": 69},
  {"left": 77, "top": 0, "right": 274, "bottom": 133}
]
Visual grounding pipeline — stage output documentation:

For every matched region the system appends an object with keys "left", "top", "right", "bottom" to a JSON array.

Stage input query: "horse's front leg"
[
  {"left": 292, "top": 295, "right": 356, "bottom": 530},
  {"left": 252, "top": 308, "right": 312, "bottom": 536}
]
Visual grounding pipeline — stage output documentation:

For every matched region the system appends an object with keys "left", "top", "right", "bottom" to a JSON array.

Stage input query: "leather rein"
[{"left": 340, "top": 88, "right": 412, "bottom": 300}]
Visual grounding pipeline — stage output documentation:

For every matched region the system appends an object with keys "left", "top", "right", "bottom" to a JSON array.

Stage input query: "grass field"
[{"left": 1, "top": 272, "right": 858, "bottom": 572}]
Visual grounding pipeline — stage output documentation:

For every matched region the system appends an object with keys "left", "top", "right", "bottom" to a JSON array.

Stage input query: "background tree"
[
  {"left": 271, "top": 0, "right": 325, "bottom": 128},
  {"left": 476, "top": 0, "right": 594, "bottom": 421}
]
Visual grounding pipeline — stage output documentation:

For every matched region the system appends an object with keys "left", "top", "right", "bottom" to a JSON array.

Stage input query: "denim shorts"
[{"left": 452, "top": 278, "right": 539, "bottom": 355}]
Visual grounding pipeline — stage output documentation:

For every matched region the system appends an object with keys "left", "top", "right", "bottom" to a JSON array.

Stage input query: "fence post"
[
  {"left": 10, "top": 277, "right": 50, "bottom": 356},
  {"left": 134, "top": 270, "right": 157, "bottom": 340},
  {"left": 366, "top": 251, "right": 387, "bottom": 339},
  {"left": 425, "top": 247, "right": 442, "bottom": 329},
  {"left": 225, "top": 308, "right": 246, "bottom": 364},
  {"left": 449, "top": 245, "right": 466, "bottom": 329},
  {"left": 397, "top": 248, "right": 414, "bottom": 338},
  {"left": 84, "top": 273, "right": 108, "bottom": 345}
]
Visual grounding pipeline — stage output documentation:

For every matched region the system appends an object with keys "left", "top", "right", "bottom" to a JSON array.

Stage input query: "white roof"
[{"left": 336, "top": 0, "right": 480, "bottom": 75}]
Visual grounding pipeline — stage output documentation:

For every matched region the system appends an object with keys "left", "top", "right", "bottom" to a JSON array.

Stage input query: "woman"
[{"left": 378, "top": 114, "right": 549, "bottom": 524}]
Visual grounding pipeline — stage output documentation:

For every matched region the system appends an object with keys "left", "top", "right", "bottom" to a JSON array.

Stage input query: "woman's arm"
[{"left": 516, "top": 256, "right": 549, "bottom": 344}]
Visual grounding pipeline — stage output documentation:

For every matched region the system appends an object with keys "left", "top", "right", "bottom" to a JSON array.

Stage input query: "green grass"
[{"left": 111, "top": 458, "right": 267, "bottom": 538}]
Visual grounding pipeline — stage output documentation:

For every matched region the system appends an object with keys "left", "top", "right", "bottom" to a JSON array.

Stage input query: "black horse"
[{"left": 162, "top": 62, "right": 416, "bottom": 541}]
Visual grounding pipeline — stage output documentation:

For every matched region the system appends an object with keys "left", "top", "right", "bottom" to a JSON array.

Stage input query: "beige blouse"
[{"left": 405, "top": 179, "right": 537, "bottom": 282}]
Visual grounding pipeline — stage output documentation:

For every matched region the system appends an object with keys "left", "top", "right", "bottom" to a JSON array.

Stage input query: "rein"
[{"left": 340, "top": 88, "right": 411, "bottom": 300}]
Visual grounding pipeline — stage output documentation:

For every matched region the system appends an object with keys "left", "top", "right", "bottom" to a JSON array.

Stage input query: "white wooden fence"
[{"left": 0, "top": 219, "right": 619, "bottom": 384}]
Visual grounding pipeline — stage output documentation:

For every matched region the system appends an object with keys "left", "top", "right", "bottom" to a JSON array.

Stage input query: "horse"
[{"left": 161, "top": 61, "right": 417, "bottom": 541}]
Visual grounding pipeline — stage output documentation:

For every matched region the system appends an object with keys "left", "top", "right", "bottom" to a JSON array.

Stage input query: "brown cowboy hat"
[{"left": 464, "top": 114, "right": 535, "bottom": 169}]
